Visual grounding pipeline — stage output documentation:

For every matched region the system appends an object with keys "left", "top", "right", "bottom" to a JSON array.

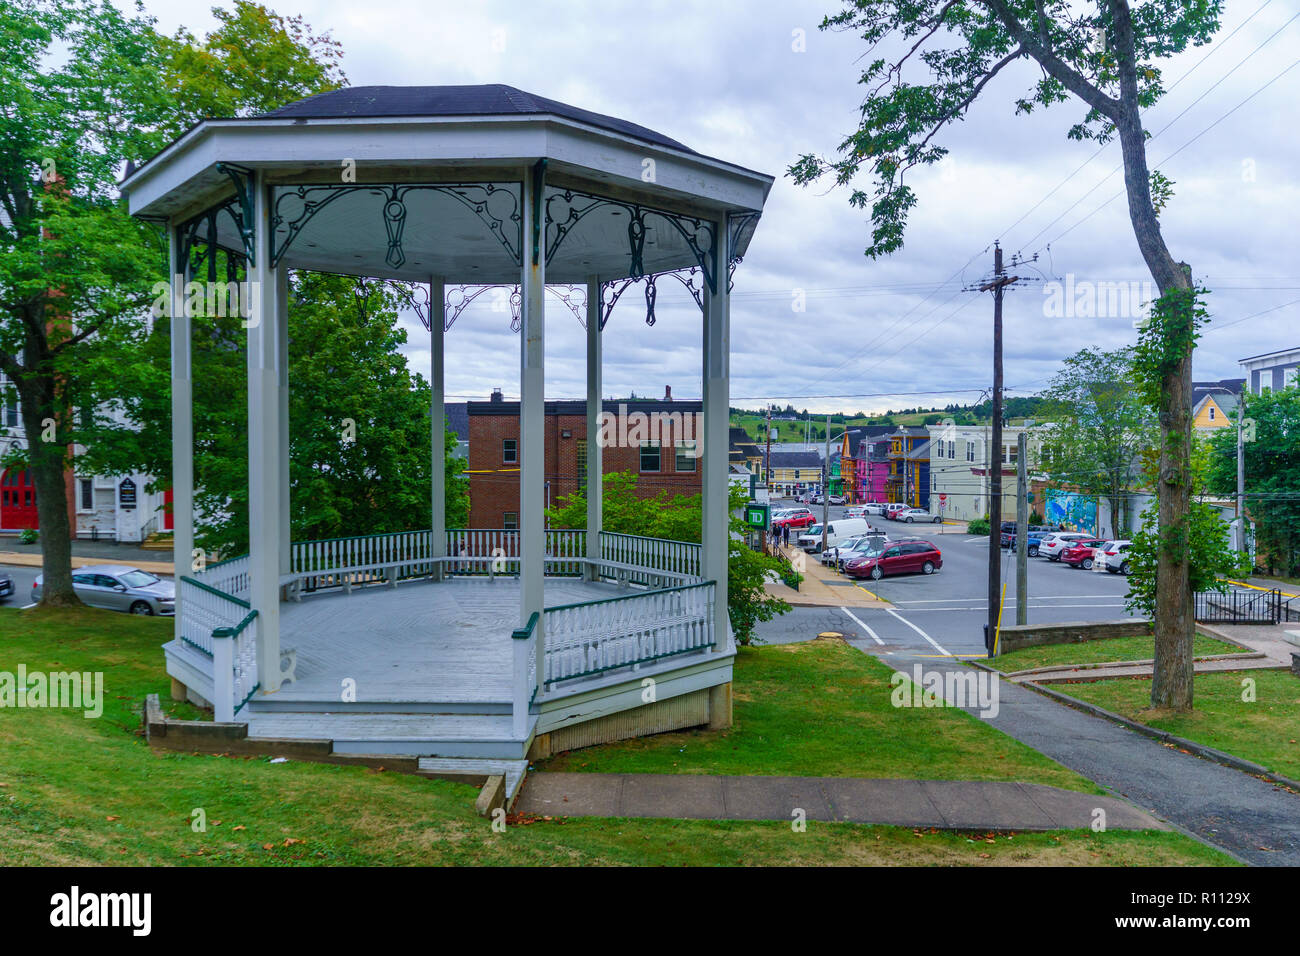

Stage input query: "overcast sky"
[{"left": 138, "top": 0, "right": 1300, "bottom": 414}]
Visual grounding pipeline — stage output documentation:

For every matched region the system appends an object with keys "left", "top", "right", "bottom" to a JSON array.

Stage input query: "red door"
[
  {"left": 163, "top": 487, "right": 174, "bottom": 531},
  {"left": 1, "top": 469, "right": 38, "bottom": 530}
]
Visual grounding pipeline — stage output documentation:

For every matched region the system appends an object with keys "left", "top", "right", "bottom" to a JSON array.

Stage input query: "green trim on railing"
[
  {"left": 294, "top": 529, "right": 432, "bottom": 548},
  {"left": 512, "top": 611, "right": 539, "bottom": 640},
  {"left": 599, "top": 530, "right": 701, "bottom": 549},
  {"left": 203, "top": 552, "right": 250, "bottom": 572},
  {"left": 233, "top": 682, "right": 261, "bottom": 716},
  {"left": 180, "top": 635, "right": 213, "bottom": 658},
  {"left": 543, "top": 579, "right": 715, "bottom": 614},
  {"left": 180, "top": 575, "right": 251, "bottom": 609},
  {"left": 212, "top": 609, "right": 258, "bottom": 639}
]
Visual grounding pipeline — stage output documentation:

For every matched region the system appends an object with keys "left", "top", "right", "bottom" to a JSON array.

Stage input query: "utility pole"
[
  {"left": 966, "top": 242, "right": 1037, "bottom": 656},
  {"left": 1235, "top": 397, "right": 1246, "bottom": 551},
  {"left": 822, "top": 414, "right": 831, "bottom": 552},
  {"left": 764, "top": 404, "right": 773, "bottom": 551},
  {"left": 1016, "top": 430, "right": 1028, "bottom": 626}
]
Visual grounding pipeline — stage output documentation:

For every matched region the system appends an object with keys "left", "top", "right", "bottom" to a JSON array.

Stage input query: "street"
[{"left": 760, "top": 502, "right": 1137, "bottom": 657}]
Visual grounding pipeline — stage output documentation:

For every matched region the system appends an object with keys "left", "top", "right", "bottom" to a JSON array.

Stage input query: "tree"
[
  {"left": 0, "top": 0, "right": 176, "bottom": 605},
  {"left": 1205, "top": 386, "right": 1300, "bottom": 577},
  {"left": 790, "top": 0, "right": 1222, "bottom": 710},
  {"left": 1038, "top": 347, "right": 1155, "bottom": 537},
  {"left": 545, "top": 472, "right": 791, "bottom": 643}
]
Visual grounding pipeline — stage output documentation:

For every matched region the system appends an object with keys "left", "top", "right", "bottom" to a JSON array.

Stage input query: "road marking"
[
  {"left": 19, "top": 603, "right": 35, "bottom": 610},
  {"left": 895, "top": 603, "right": 1128, "bottom": 612},
  {"left": 886, "top": 607, "right": 951, "bottom": 657},
  {"left": 894, "top": 595, "right": 1126, "bottom": 605},
  {"left": 838, "top": 607, "right": 884, "bottom": 645}
]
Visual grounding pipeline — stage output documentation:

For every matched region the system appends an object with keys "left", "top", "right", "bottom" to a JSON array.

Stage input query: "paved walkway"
[
  {"left": 764, "top": 543, "right": 888, "bottom": 609},
  {"left": 870, "top": 652, "right": 1300, "bottom": 865},
  {"left": 0, "top": 549, "right": 174, "bottom": 575},
  {"left": 516, "top": 772, "right": 1164, "bottom": 831},
  {"left": 1005, "top": 652, "right": 1286, "bottom": 684}
]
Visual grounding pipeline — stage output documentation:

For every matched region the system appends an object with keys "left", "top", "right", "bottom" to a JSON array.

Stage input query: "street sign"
[{"left": 744, "top": 503, "right": 769, "bottom": 528}]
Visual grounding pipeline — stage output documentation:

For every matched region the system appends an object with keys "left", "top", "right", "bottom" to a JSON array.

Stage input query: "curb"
[{"left": 1010, "top": 679, "right": 1300, "bottom": 792}]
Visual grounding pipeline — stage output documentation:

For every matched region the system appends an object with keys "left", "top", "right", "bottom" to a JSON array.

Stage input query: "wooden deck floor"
[{"left": 270, "top": 575, "right": 628, "bottom": 706}]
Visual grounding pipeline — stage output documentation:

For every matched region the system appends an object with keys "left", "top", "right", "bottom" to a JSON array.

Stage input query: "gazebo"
[{"left": 123, "top": 85, "right": 771, "bottom": 797}]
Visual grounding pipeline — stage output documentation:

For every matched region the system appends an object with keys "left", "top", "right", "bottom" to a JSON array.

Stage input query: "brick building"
[{"left": 467, "top": 391, "right": 704, "bottom": 528}]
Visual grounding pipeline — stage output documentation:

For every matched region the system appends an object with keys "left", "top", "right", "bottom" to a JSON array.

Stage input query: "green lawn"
[
  {"left": 1055, "top": 669, "right": 1300, "bottom": 782},
  {"left": 544, "top": 639, "right": 1089, "bottom": 791},
  {"left": 989, "top": 634, "right": 1241, "bottom": 674},
  {"left": 0, "top": 606, "right": 1230, "bottom": 865}
]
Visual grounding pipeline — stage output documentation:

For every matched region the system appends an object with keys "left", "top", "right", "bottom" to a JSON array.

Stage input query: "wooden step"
[
  {"left": 418, "top": 757, "right": 528, "bottom": 802},
  {"left": 245, "top": 711, "right": 533, "bottom": 759},
  {"left": 245, "top": 697, "right": 511, "bottom": 716}
]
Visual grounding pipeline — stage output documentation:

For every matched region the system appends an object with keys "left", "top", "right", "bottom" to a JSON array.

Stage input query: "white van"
[{"left": 797, "top": 517, "right": 874, "bottom": 552}]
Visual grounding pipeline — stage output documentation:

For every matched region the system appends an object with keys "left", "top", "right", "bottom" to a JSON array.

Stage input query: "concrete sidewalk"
[
  {"left": 764, "top": 543, "right": 888, "bottom": 609},
  {"left": 0, "top": 548, "right": 175, "bottom": 575},
  {"left": 1006, "top": 652, "right": 1286, "bottom": 684},
  {"left": 516, "top": 772, "right": 1164, "bottom": 831}
]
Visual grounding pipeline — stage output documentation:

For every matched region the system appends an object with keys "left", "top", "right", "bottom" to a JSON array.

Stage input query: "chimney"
[
  {"left": 490, "top": 388, "right": 503, "bottom": 404},
  {"left": 663, "top": 385, "right": 673, "bottom": 402}
]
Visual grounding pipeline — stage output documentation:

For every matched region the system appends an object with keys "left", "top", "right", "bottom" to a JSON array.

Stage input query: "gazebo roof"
[
  {"left": 261, "top": 85, "right": 697, "bottom": 155},
  {"left": 124, "top": 83, "right": 771, "bottom": 285}
]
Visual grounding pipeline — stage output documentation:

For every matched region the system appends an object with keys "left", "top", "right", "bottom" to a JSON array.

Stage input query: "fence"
[{"left": 1194, "top": 587, "right": 1282, "bottom": 625}]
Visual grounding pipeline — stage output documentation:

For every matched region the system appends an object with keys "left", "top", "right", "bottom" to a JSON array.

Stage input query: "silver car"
[{"left": 33, "top": 564, "right": 175, "bottom": 615}]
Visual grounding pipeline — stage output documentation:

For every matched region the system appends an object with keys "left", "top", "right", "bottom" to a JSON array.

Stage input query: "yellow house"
[{"left": 1192, "top": 381, "right": 1242, "bottom": 432}]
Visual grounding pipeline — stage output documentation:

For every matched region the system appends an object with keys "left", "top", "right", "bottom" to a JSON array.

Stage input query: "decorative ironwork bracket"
[
  {"left": 214, "top": 163, "right": 256, "bottom": 265},
  {"left": 269, "top": 182, "right": 524, "bottom": 270},
  {"left": 177, "top": 200, "right": 247, "bottom": 284},
  {"left": 726, "top": 211, "right": 760, "bottom": 292},
  {"left": 530, "top": 160, "right": 547, "bottom": 267},
  {"left": 599, "top": 266, "right": 704, "bottom": 330},
  {"left": 443, "top": 283, "right": 586, "bottom": 333},
  {"left": 544, "top": 187, "right": 718, "bottom": 294}
]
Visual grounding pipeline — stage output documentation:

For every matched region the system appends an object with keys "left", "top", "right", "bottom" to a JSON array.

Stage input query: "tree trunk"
[{"left": 17, "top": 366, "right": 81, "bottom": 608}]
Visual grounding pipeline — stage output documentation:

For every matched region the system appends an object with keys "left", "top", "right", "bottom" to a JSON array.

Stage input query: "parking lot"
[{"left": 761, "top": 501, "right": 1137, "bottom": 659}]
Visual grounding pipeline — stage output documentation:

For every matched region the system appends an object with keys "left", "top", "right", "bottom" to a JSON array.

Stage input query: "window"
[
  {"left": 675, "top": 440, "right": 697, "bottom": 472},
  {"left": 501, "top": 438, "right": 518, "bottom": 464},
  {"left": 1003, "top": 444, "right": 1018, "bottom": 464},
  {"left": 1208, "top": 405, "right": 1216, "bottom": 421},
  {"left": 966, "top": 440, "right": 976, "bottom": 463},
  {"left": 576, "top": 440, "right": 588, "bottom": 492},
  {"left": 79, "top": 478, "right": 93, "bottom": 512},
  {"left": 640, "top": 441, "right": 661, "bottom": 472},
  {"left": 502, "top": 511, "right": 518, "bottom": 530}
]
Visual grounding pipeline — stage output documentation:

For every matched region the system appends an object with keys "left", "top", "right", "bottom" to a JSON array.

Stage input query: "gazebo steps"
[
  {"left": 245, "top": 697, "right": 512, "bottom": 716},
  {"left": 418, "top": 757, "right": 529, "bottom": 801},
  {"left": 245, "top": 711, "right": 535, "bottom": 759}
]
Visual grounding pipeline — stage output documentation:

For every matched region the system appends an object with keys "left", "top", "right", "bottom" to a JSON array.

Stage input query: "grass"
[
  {"left": 544, "top": 639, "right": 1088, "bottom": 791},
  {"left": 1054, "top": 669, "right": 1300, "bottom": 783},
  {"left": 988, "top": 633, "right": 1242, "bottom": 674},
  {"left": 0, "top": 606, "right": 1230, "bottom": 865}
]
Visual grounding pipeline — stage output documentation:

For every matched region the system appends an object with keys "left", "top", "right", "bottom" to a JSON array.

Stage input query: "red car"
[
  {"left": 1060, "top": 538, "right": 1107, "bottom": 569},
  {"left": 883, "top": 503, "right": 910, "bottom": 521},
  {"left": 844, "top": 539, "right": 942, "bottom": 580},
  {"left": 772, "top": 508, "right": 816, "bottom": 531}
]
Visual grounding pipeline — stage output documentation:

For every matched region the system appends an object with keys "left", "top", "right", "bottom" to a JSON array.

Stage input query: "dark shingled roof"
[
  {"left": 261, "top": 85, "right": 696, "bottom": 154},
  {"left": 444, "top": 402, "right": 469, "bottom": 442},
  {"left": 768, "top": 450, "right": 822, "bottom": 469}
]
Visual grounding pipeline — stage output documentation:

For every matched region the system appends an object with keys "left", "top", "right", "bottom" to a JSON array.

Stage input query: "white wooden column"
[
  {"left": 585, "top": 276, "right": 602, "bottom": 577},
  {"left": 430, "top": 276, "right": 447, "bottom": 577},
  {"left": 168, "top": 225, "right": 193, "bottom": 645},
  {"left": 702, "top": 230, "right": 730, "bottom": 645},
  {"left": 276, "top": 267, "right": 290, "bottom": 577},
  {"left": 248, "top": 172, "right": 284, "bottom": 693},
  {"left": 520, "top": 168, "right": 546, "bottom": 698}
]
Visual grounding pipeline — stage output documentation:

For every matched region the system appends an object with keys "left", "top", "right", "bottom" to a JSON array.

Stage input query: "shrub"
[
  {"left": 18, "top": 528, "right": 38, "bottom": 545},
  {"left": 968, "top": 516, "right": 991, "bottom": 536}
]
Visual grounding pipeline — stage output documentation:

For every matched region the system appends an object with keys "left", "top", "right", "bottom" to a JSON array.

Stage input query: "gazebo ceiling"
[{"left": 125, "top": 85, "right": 772, "bottom": 286}]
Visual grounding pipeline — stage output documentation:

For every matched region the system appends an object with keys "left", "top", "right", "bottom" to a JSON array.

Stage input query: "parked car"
[
  {"left": 32, "top": 564, "right": 175, "bottom": 615},
  {"left": 883, "top": 503, "right": 910, "bottom": 520},
  {"left": 0, "top": 570, "right": 12, "bottom": 603},
  {"left": 844, "top": 539, "right": 943, "bottom": 580},
  {"left": 1039, "top": 532, "right": 1092, "bottom": 561},
  {"left": 773, "top": 507, "right": 817, "bottom": 530},
  {"left": 827, "top": 493, "right": 847, "bottom": 505},
  {"left": 862, "top": 502, "right": 888, "bottom": 516},
  {"left": 1002, "top": 528, "right": 1055, "bottom": 556},
  {"left": 797, "top": 517, "right": 874, "bottom": 552},
  {"left": 843, "top": 505, "right": 868, "bottom": 519},
  {"left": 1101, "top": 540, "right": 1134, "bottom": 574},
  {"left": 823, "top": 533, "right": 890, "bottom": 568},
  {"left": 1060, "top": 539, "right": 1108, "bottom": 569},
  {"left": 897, "top": 508, "right": 943, "bottom": 524}
]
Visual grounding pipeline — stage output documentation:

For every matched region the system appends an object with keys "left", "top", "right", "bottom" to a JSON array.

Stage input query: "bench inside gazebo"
[{"left": 123, "top": 85, "right": 771, "bottom": 802}]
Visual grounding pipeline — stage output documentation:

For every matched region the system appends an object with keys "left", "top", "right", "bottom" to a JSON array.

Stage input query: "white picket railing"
[
  {"left": 197, "top": 554, "right": 251, "bottom": 602},
  {"left": 443, "top": 528, "right": 588, "bottom": 576},
  {"left": 541, "top": 580, "right": 716, "bottom": 688},
  {"left": 290, "top": 530, "right": 436, "bottom": 589},
  {"left": 178, "top": 575, "right": 258, "bottom": 721},
  {"left": 599, "top": 531, "right": 702, "bottom": 580},
  {"left": 178, "top": 575, "right": 249, "bottom": 656}
]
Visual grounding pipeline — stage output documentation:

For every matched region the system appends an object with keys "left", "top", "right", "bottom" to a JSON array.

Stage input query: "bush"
[
  {"left": 967, "top": 516, "right": 990, "bottom": 536},
  {"left": 18, "top": 528, "right": 38, "bottom": 545}
]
